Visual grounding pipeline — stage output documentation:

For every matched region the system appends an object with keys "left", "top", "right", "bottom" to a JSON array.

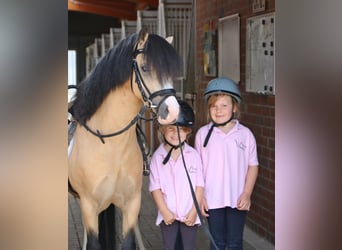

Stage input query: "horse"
[{"left": 68, "top": 28, "right": 182, "bottom": 249}]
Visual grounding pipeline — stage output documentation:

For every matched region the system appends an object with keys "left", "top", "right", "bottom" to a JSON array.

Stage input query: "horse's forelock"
[{"left": 145, "top": 34, "right": 182, "bottom": 85}]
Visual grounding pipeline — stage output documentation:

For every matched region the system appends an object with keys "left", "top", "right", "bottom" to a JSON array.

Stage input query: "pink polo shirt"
[
  {"left": 194, "top": 120, "right": 259, "bottom": 209},
  {"left": 149, "top": 143, "right": 204, "bottom": 226}
]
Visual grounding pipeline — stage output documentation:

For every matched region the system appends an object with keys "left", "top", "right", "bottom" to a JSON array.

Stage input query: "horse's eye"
[{"left": 141, "top": 65, "right": 149, "bottom": 72}]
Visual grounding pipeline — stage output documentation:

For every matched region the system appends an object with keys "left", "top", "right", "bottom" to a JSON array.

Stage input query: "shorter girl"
[{"left": 149, "top": 100, "right": 204, "bottom": 250}]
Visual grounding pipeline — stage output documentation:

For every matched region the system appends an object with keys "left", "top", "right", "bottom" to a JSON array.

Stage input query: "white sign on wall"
[{"left": 246, "top": 12, "right": 275, "bottom": 94}]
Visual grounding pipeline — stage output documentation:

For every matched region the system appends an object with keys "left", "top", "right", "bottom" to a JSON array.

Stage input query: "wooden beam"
[
  {"left": 124, "top": 0, "right": 158, "bottom": 6},
  {"left": 136, "top": 0, "right": 158, "bottom": 10},
  {"left": 75, "top": 0, "right": 135, "bottom": 9},
  {"left": 68, "top": 0, "right": 137, "bottom": 20}
]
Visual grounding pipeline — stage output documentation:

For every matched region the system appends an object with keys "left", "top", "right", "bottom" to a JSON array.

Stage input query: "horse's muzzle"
[{"left": 157, "top": 95, "right": 180, "bottom": 125}]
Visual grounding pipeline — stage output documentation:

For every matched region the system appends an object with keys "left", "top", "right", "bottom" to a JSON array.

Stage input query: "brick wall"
[{"left": 195, "top": 0, "right": 275, "bottom": 243}]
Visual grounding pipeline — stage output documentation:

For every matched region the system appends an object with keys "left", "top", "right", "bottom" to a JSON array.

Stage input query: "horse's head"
[{"left": 132, "top": 29, "right": 181, "bottom": 125}]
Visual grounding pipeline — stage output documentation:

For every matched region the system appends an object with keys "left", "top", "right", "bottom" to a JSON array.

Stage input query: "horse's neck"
[{"left": 87, "top": 82, "right": 142, "bottom": 133}]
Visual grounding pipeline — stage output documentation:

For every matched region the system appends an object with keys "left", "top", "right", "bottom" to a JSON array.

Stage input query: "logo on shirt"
[
  {"left": 235, "top": 139, "right": 246, "bottom": 151},
  {"left": 188, "top": 166, "right": 197, "bottom": 173}
]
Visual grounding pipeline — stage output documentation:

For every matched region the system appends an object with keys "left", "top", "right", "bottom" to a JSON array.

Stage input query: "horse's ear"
[
  {"left": 165, "top": 36, "right": 174, "bottom": 45},
  {"left": 137, "top": 28, "right": 149, "bottom": 49}
]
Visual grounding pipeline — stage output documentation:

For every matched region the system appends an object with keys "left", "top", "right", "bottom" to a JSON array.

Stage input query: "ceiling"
[
  {"left": 68, "top": 0, "right": 158, "bottom": 20},
  {"left": 68, "top": 0, "right": 159, "bottom": 38}
]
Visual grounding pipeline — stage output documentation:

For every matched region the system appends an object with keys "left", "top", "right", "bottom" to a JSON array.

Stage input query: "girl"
[
  {"left": 195, "top": 77, "right": 259, "bottom": 250},
  {"left": 149, "top": 100, "right": 204, "bottom": 250}
]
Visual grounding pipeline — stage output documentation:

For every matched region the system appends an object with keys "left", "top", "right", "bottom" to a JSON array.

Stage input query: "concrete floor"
[{"left": 68, "top": 176, "right": 274, "bottom": 250}]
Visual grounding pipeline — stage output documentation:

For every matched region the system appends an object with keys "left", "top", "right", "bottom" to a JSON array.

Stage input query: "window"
[
  {"left": 68, "top": 50, "right": 77, "bottom": 103},
  {"left": 68, "top": 50, "right": 77, "bottom": 86},
  {"left": 218, "top": 13, "right": 240, "bottom": 83}
]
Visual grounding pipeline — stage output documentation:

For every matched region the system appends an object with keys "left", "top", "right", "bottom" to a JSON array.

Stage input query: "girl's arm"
[
  {"left": 237, "top": 165, "right": 258, "bottom": 211},
  {"left": 151, "top": 189, "right": 176, "bottom": 225}
]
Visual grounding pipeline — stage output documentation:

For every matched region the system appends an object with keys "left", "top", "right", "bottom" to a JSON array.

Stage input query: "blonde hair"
[
  {"left": 158, "top": 125, "right": 192, "bottom": 144},
  {"left": 207, "top": 94, "right": 240, "bottom": 122}
]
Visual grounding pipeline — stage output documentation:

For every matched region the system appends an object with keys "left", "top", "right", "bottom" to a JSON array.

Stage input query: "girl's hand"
[
  {"left": 184, "top": 210, "right": 197, "bottom": 226},
  {"left": 200, "top": 198, "right": 209, "bottom": 217},
  {"left": 237, "top": 192, "right": 251, "bottom": 211},
  {"left": 161, "top": 209, "right": 176, "bottom": 225}
]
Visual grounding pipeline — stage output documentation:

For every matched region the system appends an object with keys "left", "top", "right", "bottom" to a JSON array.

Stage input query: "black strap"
[
  {"left": 203, "top": 114, "right": 234, "bottom": 147},
  {"left": 82, "top": 106, "right": 147, "bottom": 144},
  {"left": 162, "top": 140, "right": 185, "bottom": 165},
  {"left": 176, "top": 126, "right": 219, "bottom": 250},
  {"left": 136, "top": 123, "right": 151, "bottom": 176}
]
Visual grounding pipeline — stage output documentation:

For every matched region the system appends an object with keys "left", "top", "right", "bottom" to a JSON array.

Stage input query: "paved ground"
[{"left": 69, "top": 176, "right": 274, "bottom": 250}]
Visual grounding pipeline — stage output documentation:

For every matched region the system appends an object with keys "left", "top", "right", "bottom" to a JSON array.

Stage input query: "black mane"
[{"left": 71, "top": 32, "right": 182, "bottom": 124}]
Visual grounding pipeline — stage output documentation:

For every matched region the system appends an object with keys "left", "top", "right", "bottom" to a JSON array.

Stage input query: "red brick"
[{"left": 195, "top": 0, "right": 275, "bottom": 243}]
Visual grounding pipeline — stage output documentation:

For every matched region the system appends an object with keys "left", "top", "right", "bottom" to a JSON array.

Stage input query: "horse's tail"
[
  {"left": 68, "top": 179, "right": 80, "bottom": 199},
  {"left": 134, "top": 224, "right": 146, "bottom": 250}
]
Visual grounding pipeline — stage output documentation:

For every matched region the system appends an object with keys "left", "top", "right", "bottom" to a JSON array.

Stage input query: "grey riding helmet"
[
  {"left": 173, "top": 100, "right": 195, "bottom": 128},
  {"left": 204, "top": 77, "right": 241, "bottom": 104}
]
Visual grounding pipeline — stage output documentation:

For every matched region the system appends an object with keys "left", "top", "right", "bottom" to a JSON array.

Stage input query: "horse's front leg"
[
  {"left": 80, "top": 198, "right": 101, "bottom": 250},
  {"left": 121, "top": 192, "right": 146, "bottom": 250}
]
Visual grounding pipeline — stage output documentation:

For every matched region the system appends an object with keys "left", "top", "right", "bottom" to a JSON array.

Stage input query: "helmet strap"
[
  {"left": 203, "top": 112, "right": 234, "bottom": 147},
  {"left": 162, "top": 139, "right": 185, "bottom": 164}
]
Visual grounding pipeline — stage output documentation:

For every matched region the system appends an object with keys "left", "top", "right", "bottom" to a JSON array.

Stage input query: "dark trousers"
[
  {"left": 160, "top": 221, "right": 198, "bottom": 250},
  {"left": 207, "top": 207, "right": 247, "bottom": 250}
]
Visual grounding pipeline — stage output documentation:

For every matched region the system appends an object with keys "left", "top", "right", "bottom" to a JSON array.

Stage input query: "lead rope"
[{"left": 176, "top": 125, "right": 219, "bottom": 250}]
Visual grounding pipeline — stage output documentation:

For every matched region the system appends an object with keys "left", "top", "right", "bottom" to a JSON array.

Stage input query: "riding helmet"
[
  {"left": 173, "top": 100, "right": 195, "bottom": 128},
  {"left": 204, "top": 77, "right": 241, "bottom": 104}
]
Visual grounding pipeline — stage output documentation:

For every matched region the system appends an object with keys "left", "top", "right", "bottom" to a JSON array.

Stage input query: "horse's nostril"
[
  {"left": 157, "top": 96, "right": 180, "bottom": 125},
  {"left": 158, "top": 102, "right": 169, "bottom": 120}
]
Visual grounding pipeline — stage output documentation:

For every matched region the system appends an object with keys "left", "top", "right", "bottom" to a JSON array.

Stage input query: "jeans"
[{"left": 207, "top": 207, "right": 247, "bottom": 250}]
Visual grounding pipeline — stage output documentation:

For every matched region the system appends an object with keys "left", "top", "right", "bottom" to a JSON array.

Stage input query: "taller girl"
[{"left": 195, "top": 77, "right": 259, "bottom": 250}]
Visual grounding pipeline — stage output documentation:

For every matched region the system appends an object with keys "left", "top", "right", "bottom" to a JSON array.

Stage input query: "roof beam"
[
  {"left": 136, "top": 0, "right": 158, "bottom": 10},
  {"left": 68, "top": 0, "right": 137, "bottom": 20}
]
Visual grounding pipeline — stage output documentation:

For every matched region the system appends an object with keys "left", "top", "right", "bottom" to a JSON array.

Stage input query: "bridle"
[
  {"left": 81, "top": 43, "right": 176, "bottom": 144},
  {"left": 132, "top": 47, "right": 176, "bottom": 110}
]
